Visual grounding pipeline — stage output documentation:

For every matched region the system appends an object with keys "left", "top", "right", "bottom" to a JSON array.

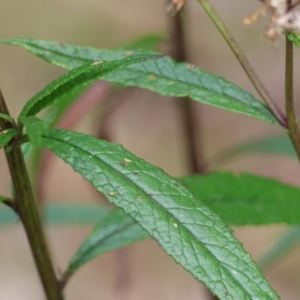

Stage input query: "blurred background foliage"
[{"left": 1, "top": 0, "right": 300, "bottom": 299}]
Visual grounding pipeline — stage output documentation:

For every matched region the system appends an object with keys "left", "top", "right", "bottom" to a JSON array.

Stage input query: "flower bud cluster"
[{"left": 245, "top": 0, "right": 300, "bottom": 39}]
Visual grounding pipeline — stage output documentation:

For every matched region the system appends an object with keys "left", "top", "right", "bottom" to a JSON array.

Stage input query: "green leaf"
[
  {"left": 18, "top": 53, "right": 161, "bottom": 119},
  {"left": 38, "top": 125, "right": 279, "bottom": 299},
  {"left": 287, "top": 31, "right": 300, "bottom": 48},
  {"left": 258, "top": 227, "right": 300, "bottom": 269},
  {"left": 0, "top": 203, "right": 111, "bottom": 226},
  {"left": 4, "top": 38, "right": 278, "bottom": 125},
  {"left": 0, "top": 128, "right": 18, "bottom": 148},
  {"left": 19, "top": 116, "right": 45, "bottom": 148},
  {"left": 121, "top": 34, "right": 164, "bottom": 51},
  {"left": 0, "top": 113, "right": 14, "bottom": 124},
  {"left": 180, "top": 172, "right": 300, "bottom": 225},
  {"left": 67, "top": 208, "right": 148, "bottom": 278}
]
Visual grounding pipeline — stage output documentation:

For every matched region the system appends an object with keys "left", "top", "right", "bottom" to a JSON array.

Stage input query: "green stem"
[
  {"left": 285, "top": 36, "right": 300, "bottom": 162},
  {"left": 0, "top": 90, "right": 63, "bottom": 300},
  {"left": 198, "top": 0, "right": 287, "bottom": 127}
]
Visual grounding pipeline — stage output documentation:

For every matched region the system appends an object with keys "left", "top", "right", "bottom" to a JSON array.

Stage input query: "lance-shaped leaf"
[
  {"left": 0, "top": 128, "right": 18, "bottom": 148},
  {"left": 36, "top": 123, "right": 278, "bottom": 299},
  {"left": 4, "top": 38, "right": 278, "bottom": 125},
  {"left": 180, "top": 172, "right": 300, "bottom": 225},
  {"left": 18, "top": 53, "right": 162, "bottom": 119},
  {"left": 66, "top": 208, "right": 148, "bottom": 280}
]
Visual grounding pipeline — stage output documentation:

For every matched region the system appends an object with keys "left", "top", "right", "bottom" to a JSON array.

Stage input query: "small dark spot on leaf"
[{"left": 133, "top": 171, "right": 139, "bottom": 176}]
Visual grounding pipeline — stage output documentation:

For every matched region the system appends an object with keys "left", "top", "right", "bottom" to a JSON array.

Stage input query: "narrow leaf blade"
[
  {"left": 68, "top": 208, "right": 148, "bottom": 277},
  {"left": 18, "top": 54, "right": 162, "bottom": 118},
  {"left": 38, "top": 124, "right": 279, "bottom": 299},
  {"left": 180, "top": 172, "right": 300, "bottom": 225},
  {"left": 5, "top": 38, "right": 278, "bottom": 125}
]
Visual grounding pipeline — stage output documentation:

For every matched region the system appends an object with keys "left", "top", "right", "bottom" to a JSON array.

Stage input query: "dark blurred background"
[{"left": 0, "top": 0, "right": 300, "bottom": 299}]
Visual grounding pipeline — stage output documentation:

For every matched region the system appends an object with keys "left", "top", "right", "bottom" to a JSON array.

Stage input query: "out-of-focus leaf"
[
  {"left": 214, "top": 134, "right": 296, "bottom": 164},
  {"left": 0, "top": 128, "right": 18, "bottom": 148},
  {"left": 121, "top": 34, "right": 164, "bottom": 51},
  {"left": 38, "top": 123, "right": 279, "bottom": 299},
  {"left": 67, "top": 208, "right": 148, "bottom": 279},
  {"left": 258, "top": 227, "right": 300, "bottom": 269},
  {"left": 180, "top": 172, "right": 300, "bottom": 225},
  {"left": 18, "top": 54, "right": 161, "bottom": 119},
  {"left": 0, "top": 203, "right": 111, "bottom": 226},
  {"left": 4, "top": 38, "right": 278, "bottom": 125},
  {"left": 19, "top": 116, "right": 45, "bottom": 148}
]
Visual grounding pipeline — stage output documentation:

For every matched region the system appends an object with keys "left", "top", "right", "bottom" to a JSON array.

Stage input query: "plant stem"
[
  {"left": 0, "top": 90, "right": 63, "bottom": 300},
  {"left": 198, "top": 0, "right": 287, "bottom": 128},
  {"left": 170, "top": 8, "right": 205, "bottom": 173},
  {"left": 285, "top": 34, "right": 300, "bottom": 161}
]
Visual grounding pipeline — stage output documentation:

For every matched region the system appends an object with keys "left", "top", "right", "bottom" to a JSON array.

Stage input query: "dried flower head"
[
  {"left": 244, "top": 0, "right": 300, "bottom": 39},
  {"left": 167, "top": 0, "right": 186, "bottom": 15}
]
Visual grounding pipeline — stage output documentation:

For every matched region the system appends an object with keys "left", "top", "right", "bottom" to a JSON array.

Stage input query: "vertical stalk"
[
  {"left": 0, "top": 90, "right": 63, "bottom": 300},
  {"left": 285, "top": 33, "right": 300, "bottom": 161},
  {"left": 170, "top": 7, "right": 205, "bottom": 173},
  {"left": 198, "top": 0, "right": 287, "bottom": 127}
]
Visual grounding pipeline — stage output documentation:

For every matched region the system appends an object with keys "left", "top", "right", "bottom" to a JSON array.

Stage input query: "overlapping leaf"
[
  {"left": 18, "top": 53, "right": 161, "bottom": 119},
  {"left": 3, "top": 38, "right": 278, "bottom": 125},
  {"left": 180, "top": 172, "right": 300, "bottom": 225},
  {"left": 67, "top": 208, "right": 148, "bottom": 279},
  {"left": 31, "top": 119, "right": 279, "bottom": 299}
]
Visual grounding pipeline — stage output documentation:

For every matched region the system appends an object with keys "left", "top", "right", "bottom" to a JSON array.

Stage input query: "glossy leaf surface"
[
  {"left": 67, "top": 208, "right": 148, "bottom": 278},
  {"left": 37, "top": 123, "right": 279, "bottom": 299},
  {"left": 181, "top": 172, "right": 300, "bottom": 225},
  {"left": 3, "top": 38, "right": 278, "bottom": 125},
  {"left": 18, "top": 53, "right": 161, "bottom": 118}
]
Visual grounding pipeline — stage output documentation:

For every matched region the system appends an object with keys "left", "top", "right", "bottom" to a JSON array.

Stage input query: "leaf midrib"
[{"left": 43, "top": 131, "right": 257, "bottom": 298}]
